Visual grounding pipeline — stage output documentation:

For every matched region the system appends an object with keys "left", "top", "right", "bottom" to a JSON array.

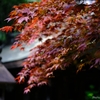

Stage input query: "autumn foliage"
[{"left": 1, "top": 0, "right": 100, "bottom": 93}]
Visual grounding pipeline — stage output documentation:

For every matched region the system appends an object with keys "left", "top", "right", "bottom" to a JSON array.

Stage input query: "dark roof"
[
  {"left": 0, "top": 63, "right": 16, "bottom": 83},
  {"left": 1, "top": 37, "right": 48, "bottom": 63},
  {"left": 0, "top": 40, "right": 39, "bottom": 63},
  {"left": 3, "top": 59, "right": 24, "bottom": 69}
]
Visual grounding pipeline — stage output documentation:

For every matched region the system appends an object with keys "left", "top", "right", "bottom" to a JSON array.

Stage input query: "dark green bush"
[{"left": 0, "top": 0, "right": 28, "bottom": 27}]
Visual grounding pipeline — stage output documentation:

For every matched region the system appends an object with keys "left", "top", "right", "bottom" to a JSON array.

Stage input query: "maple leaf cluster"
[{"left": 1, "top": 0, "right": 100, "bottom": 93}]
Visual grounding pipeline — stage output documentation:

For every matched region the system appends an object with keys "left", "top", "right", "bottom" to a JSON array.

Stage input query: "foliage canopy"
[{"left": 0, "top": 0, "right": 100, "bottom": 93}]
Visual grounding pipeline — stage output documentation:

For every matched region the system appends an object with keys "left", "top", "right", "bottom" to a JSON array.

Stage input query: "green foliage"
[
  {"left": 0, "top": 32, "right": 6, "bottom": 42},
  {"left": 0, "top": 0, "right": 28, "bottom": 27},
  {"left": 85, "top": 85, "right": 100, "bottom": 100}
]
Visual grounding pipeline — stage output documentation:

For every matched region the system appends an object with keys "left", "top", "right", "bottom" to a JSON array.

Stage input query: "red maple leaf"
[{"left": 0, "top": 26, "right": 13, "bottom": 33}]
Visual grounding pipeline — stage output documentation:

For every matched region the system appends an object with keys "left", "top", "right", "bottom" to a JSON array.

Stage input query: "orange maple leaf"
[
  {"left": 28, "top": 17, "right": 39, "bottom": 28},
  {"left": 0, "top": 26, "right": 13, "bottom": 33}
]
